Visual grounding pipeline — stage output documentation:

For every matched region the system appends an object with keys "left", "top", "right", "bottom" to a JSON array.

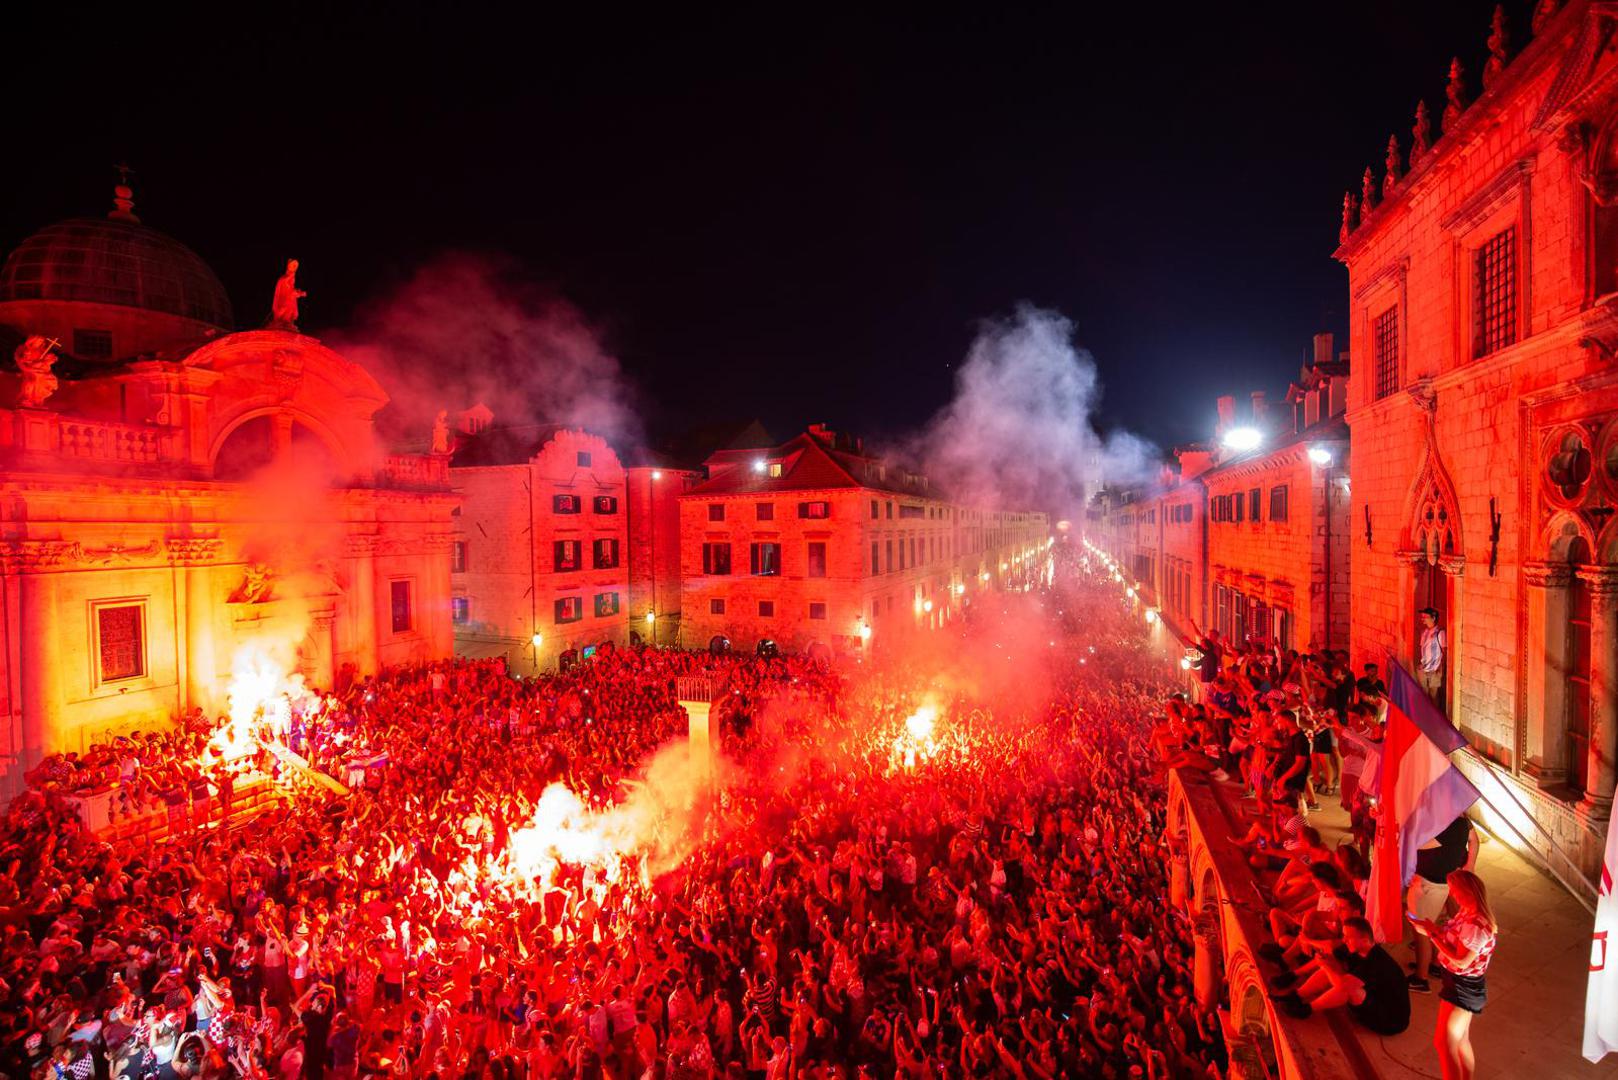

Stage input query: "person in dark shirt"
[
  {"left": 1356, "top": 664, "right": 1387, "bottom": 702},
  {"left": 1408, "top": 815, "right": 1478, "bottom": 993},
  {"left": 1275, "top": 917, "right": 1411, "bottom": 1034}
]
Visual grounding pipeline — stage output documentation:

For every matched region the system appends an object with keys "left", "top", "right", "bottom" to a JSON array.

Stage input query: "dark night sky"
[{"left": 3, "top": 1, "right": 1518, "bottom": 454}]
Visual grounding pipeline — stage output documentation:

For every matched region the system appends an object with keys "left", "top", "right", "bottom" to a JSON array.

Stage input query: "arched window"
[{"left": 1568, "top": 538, "right": 1594, "bottom": 795}]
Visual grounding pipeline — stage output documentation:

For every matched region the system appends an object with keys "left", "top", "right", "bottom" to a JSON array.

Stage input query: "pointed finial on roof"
[
  {"left": 1412, "top": 100, "right": 1432, "bottom": 159},
  {"left": 1442, "top": 58, "right": 1468, "bottom": 134},
  {"left": 1531, "top": 0, "right": 1562, "bottom": 37},
  {"left": 1483, "top": 5, "right": 1509, "bottom": 90},
  {"left": 109, "top": 163, "right": 139, "bottom": 223},
  {"left": 1361, "top": 166, "right": 1378, "bottom": 214},
  {"left": 1340, "top": 190, "right": 1359, "bottom": 244},
  {"left": 1383, "top": 135, "right": 1402, "bottom": 195}
]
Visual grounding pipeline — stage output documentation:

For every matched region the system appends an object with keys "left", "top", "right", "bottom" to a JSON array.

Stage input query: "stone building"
[
  {"left": 625, "top": 460, "right": 702, "bottom": 646},
  {"left": 677, "top": 425, "right": 1049, "bottom": 654},
  {"left": 1335, "top": 0, "right": 1618, "bottom": 888},
  {"left": 1091, "top": 339, "right": 1350, "bottom": 656},
  {"left": 0, "top": 184, "right": 456, "bottom": 796},
  {"left": 449, "top": 426, "right": 629, "bottom": 674}
]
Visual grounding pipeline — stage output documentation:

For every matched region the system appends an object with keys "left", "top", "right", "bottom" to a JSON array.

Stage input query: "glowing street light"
[
  {"left": 530, "top": 632, "right": 543, "bottom": 648},
  {"left": 1222, "top": 426, "right": 1263, "bottom": 452},
  {"left": 644, "top": 611, "right": 656, "bottom": 625},
  {"left": 752, "top": 459, "right": 767, "bottom": 474},
  {"left": 651, "top": 469, "right": 663, "bottom": 480},
  {"left": 858, "top": 622, "right": 872, "bottom": 642},
  {"left": 1307, "top": 446, "right": 1333, "bottom": 467},
  {"left": 923, "top": 599, "right": 934, "bottom": 613},
  {"left": 1145, "top": 608, "right": 1158, "bottom": 625}
]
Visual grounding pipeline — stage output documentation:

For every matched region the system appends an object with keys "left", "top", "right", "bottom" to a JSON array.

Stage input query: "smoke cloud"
[
  {"left": 329, "top": 254, "right": 642, "bottom": 447},
  {"left": 907, "top": 304, "right": 1158, "bottom": 517}
]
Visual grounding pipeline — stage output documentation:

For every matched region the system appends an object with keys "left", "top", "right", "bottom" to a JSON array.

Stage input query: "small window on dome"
[{"left": 74, "top": 329, "right": 112, "bottom": 359}]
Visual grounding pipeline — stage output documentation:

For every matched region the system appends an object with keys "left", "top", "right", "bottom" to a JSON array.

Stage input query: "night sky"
[{"left": 4, "top": 1, "right": 1514, "bottom": 454}]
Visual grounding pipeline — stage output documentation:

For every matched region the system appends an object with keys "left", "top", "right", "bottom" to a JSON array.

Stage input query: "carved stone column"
[
  {"left": 17, "top": 550, "right": 63, "bottom": 770},
  {"left": 168, "top": 537, "right": 224, "bottom": 716},
  {"left": 1577, "top": 567, "right": 1618, "bottom": 814},
  {"left": 344, "top": 535, "right": 378, "bottom": 676},
  {"left": 1523, "top": 561, "right": 1572, "bottom": 788}
]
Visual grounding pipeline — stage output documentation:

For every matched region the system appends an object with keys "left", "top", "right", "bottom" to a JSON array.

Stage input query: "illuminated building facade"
[
  {"left": 1092, "top": 339, "right": 1350, "bottom": 656},
  {"left": 449, "top": 426, "right": 628, "bottom": 673},
  {"left": 625, "top": 461, "right": 702, "bottom": 647},
  {"left": 0, "top": 186, "right": 456, "bottom": 796},
  {"left": 677, "top": 425, "right": 1048, "bottom": 654},
  {"left": 1335, "top": 0, "right": 1618, "bottom": 884}
]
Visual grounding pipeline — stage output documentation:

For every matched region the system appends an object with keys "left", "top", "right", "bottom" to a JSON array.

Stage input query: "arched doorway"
[{"left": 1401, "top": 459, "right": 1464, "bottom": 711}]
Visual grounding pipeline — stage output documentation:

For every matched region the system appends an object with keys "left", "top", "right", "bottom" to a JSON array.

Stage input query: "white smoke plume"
[
  {"left": 909, "top": 304, "right": 1158, "bottom": 517},
  {"left": 328, "top": 254, "right": 642, "bottom": 447}
]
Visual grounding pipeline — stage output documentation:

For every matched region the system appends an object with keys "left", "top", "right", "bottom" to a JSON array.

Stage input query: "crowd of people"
[
  {"left": 1150, "top": 589, "right": 1499, "bottom": 1080},
  {"left": 0, "top": 547, "right": 1249, "bottom": 1079}
]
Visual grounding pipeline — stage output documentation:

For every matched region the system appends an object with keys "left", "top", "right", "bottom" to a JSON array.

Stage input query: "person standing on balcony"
[{"left": 1418, "top": 608, "right": 1446, "bottom": 703}]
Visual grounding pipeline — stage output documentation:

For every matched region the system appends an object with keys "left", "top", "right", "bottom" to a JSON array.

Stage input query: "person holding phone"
[{"left": 1409, "top": 870, "right": 1497, "bottom": 1080}]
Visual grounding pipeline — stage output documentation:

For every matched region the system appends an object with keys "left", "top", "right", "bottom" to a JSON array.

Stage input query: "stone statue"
[
  {"left": 1483, "top": 5, "right": 1509, "bottom": 90},
  {"left": 270, "top": 259, "right": 306, "bottom": 330},
  {"left": 1412, "top": 100, "right": 1432, "bottom": 159},
  {"left": 1443, "top": 58, "right": 1468, "bottom": 135},
  {"left": 1383, "top": 134, "right": 1402, "bottom": 195},
  {"left": 1340, "top": 191, "right": 1357, "bottom": 244},
  {"left": 14, "top": 335, "right": 60, "bottom": 408},
  {"left": 431, "top": 410, "right": 451, "bottom": 454},
  {"left": 1361, "top": 167, "right": 1378, "bottom": 214},
  {"left": 238, "top": 564, "right": 274, "bottom": 604}
]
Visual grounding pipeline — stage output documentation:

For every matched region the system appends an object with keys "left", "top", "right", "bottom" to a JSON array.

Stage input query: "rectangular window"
[
  {"left": 798, "top": 501, "right": 830, "bottom": 519},
  {"left": 756, "top": 502, "right": 775, "bottom": 521},
  {"left": 1233, "top": 494, "right": 1244, "bottom": 523},
  {"left": 808, "top": 602, "right": 827, "bottom": 620},
  {"left": 450, "top": 540, "right": 467, "bottom": 573},
  {"left": 1248, "top": 488, "right": 1261, "bottom": 522},
  {"left": 553, "top": 494, "right": 581, "bottom": 514},
  {"left": 592, "top": 538, "right": 620, "bottom": 569},
  {"left": 708, "top": 503, "right": 726, "bottom": 522},
  {"left": 1475, "top": 226, "right": 1517, "bottom": 357},
  {"left": 1373, "top": 305, "right": 1399, "bottom": 399},
  {"left": 576, "top": 451, "right": 592, "bottom": 467},
  {"left": 701, "top": 543, "right": 731, "bottom": 575},
  {"left": 97, "top": 603, "right": 144, "bottom": 682},
  {"left": 554, "top": 595, "right": 582, "bottom": 623},
  {"left": 768, "top": 462, "right": 783, "bottom": 478},
  {"left": 885, "top": 540, "right": 893, "bottom": 573},
  {"left": 593, "top": 495, "right": 618, "bottom": 514},
  {"left": 554, "top": 540, "right": 581, "bottom": 572},
  {"left": 390, "top": 580, "right": 413, "bottom": 633},
  {"left": 758, "top": 600, "right": 775, "bottom": 618},
  {"left": 871, "top": 500, "right": 879, "bottom": 519},
  {"left": 899, "top": 505, "right": 925, "bottom": 519},
  {"left": 74, "top": 329, "right": 113, "bottom": 359},
  {"left": 1269, "top": 486, "right": 1289, "bottom": 522},
  {"left": 910, "top": 537, "right": 917, "bottom": 565},
  {"left": 807, "top": 541, "right": 827, "bottom": 578},
  {"left": 898, "top": 540, "right": 906, "bottom": 571},
  {"left": 710, "top": 598, "right": 726, "bottom": 615},
  {"left": 750, "top": 542, "right": 781, "bottom": 576},
  {"left": 594, "top": 592, "right": 620, "bottom": 618},
  {"left": 451, "top": 596, "right": 470, "bottom": 624},
  {"left": 885, "top": 502, "right": 893, "bottom": 519},
  {"left": 871, "top": 540, "right": 880, "bottom": 573}
]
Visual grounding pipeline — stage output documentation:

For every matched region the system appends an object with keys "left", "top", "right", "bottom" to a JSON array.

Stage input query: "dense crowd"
[{"left": 0, "top": 550, "right": 1233, "bottom": 1079}]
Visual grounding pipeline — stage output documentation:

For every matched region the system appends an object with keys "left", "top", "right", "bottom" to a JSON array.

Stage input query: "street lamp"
[
  {"left": 1307, "top": 446, "right": 1333, "bottom": 467},
  {"left": 1222, "top": 426, "right": 1263, "bottom": 452},
  {"left": 645, "top": 610, "right": 656, "bottom": 626}
]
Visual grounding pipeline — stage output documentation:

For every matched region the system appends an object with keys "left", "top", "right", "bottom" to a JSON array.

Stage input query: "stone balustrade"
[{"left": 58, "top": 418, "right": 165, "bottom": 463}]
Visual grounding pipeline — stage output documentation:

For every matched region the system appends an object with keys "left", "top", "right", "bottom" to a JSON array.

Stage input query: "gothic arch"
[
  {"left": 1399, "top": 441, "right": 1465, "bottom": 564},
  {"left": 1599, "top": 514, "right": 1618, "bottom": 564},
  {"left": 1542, "top": 510, "right": 1600, "bottom": 563}
]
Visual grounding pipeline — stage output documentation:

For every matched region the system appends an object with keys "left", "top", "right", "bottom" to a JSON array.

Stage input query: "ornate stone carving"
[
  {"left": 231, "top": 564, "right": 275, "bottom": 604},
  {"left": 14, "top": 336, "right": 60, "bottom": 409},
  {"left": 1577, "top": 566, "right": 1618, "bottom": 598},
  {"left": 1405, "top": 376, "right": 1437, "bottom": 414},
  {"left": 1413, "top": 100, "right": 1433, "bottom": 159},
  {"left": 6, "top": 539, "right": 165, "bottom": 572},
  {"left": 1483, "top": 5, "right": 1509, "bottom": 91},
  {"left": 269, "top": 259, "right": 306, "bottom": 330},
  {"left": 431, "top": 410, "right": 451, "bottom": 454},
  {"left": 343, "top": 535, "right": 379, "bottom": 559},
  {"left": 1523, "top": 560, "right": 1573, "bottom": 588},
  {"left": 1443, "top": 58, "right": 1468, "bottom": 135},
  {"left": 1340, "top": 191, "right": 1358, "bottom": 244},
  {"left": 1531, "top": 0, "right": 1562, "bottom": 37},
  {"left": 166, "top": 537, "right": 225, "bottom": 564},
  {"left": 1383, "top": 135, "right": 1402, "bottom": 195},
  {"left": 1361, "top": 167, "right": 1378, "bottom": 214},
  {"left": 79, "top": 541, "right": 163, "bottom": 565}
]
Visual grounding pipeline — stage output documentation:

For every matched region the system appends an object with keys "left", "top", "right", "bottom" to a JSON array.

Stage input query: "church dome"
[{"left": 0, "top": 187, "right": 233, "bottom": 331}]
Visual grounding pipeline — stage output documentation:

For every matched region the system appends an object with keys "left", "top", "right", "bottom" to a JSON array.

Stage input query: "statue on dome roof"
[
  {"left": 431, "top": 410, "right": 451, "bottom": 454},
  {"left": 14, "top": 335, "right": 60, "bottom": 409},
  {"left": 269, "top": 259, "right": 306, "bottom": 330}
]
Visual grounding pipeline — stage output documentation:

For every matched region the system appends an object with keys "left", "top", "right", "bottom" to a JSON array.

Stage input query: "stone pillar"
[
  {"left": 1523, "top": 561, "right": 1572, "bottom": 788},
  {"left": 345, "top": 536, "right": 379, "bottom": 676},
  {"left": 169, "top": 538, "right": 223, "bottom": 717},
  {"left": 1578, "top": 567, "right": 1618, "bottom": 814},
  {"left": 18, "top": 565, "right": 61, "bottom": 768},
  {"left": 1192, "top": 913, "right": 1222, "bottom": 1009}
]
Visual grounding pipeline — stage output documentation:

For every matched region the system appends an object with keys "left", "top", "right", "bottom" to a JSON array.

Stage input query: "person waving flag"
[{"left": 1366, "top": 655, "right": 1481, "bottom": 944}]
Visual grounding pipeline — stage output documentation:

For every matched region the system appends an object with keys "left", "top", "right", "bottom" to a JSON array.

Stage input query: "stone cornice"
[
  {"left": 165, "top": 537, "right": 225, "bottom": 564},
  {"left": 1524, "top": 560, "right": 1574, "bottom": 587}
]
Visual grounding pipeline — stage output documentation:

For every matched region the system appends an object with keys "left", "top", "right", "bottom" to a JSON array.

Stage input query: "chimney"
[
  {"left": 1250, "top": 390, "right": 1267, "bottom": 428},
  {"left": 1215, "top": 395, "right": 1235, "bottom": 435},
  {"left": 1312, "top": 332, "right": 1334, "bottom": 368}
]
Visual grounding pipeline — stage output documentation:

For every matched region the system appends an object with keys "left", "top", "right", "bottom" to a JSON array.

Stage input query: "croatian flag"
[
  {"left": 1366, "top": 655, "right": 1481, "bottom": 943},
  {"left": 1585, "top": 808, "right": 1618, "bottom": 1061}
]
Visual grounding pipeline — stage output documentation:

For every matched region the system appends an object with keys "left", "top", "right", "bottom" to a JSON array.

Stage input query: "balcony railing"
[{"left": 59, "top": 419, "right": 165, "bottom": 463}]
